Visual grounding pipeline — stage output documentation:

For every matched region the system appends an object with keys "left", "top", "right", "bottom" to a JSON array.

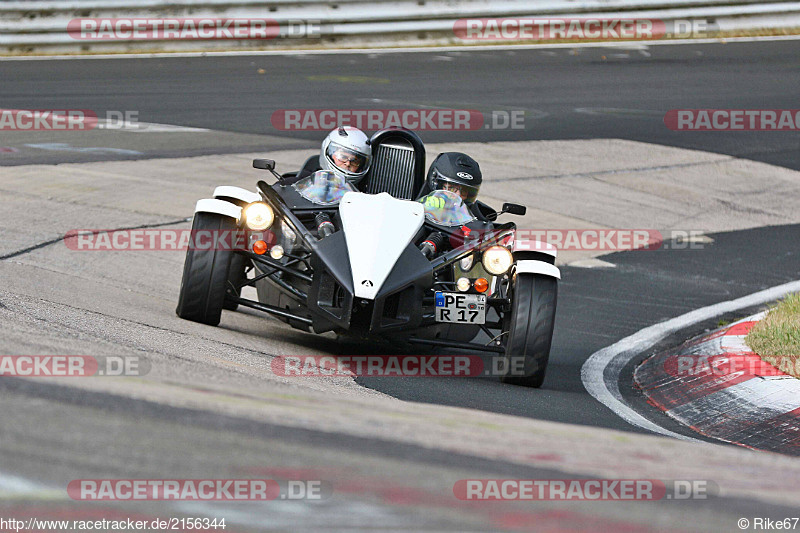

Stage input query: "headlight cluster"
[
  {"left": 243, "top": 202, "right": 274, "bottom": 231},
  {"left": 482, "top": 245, "right": 514, "bottom": 275}
]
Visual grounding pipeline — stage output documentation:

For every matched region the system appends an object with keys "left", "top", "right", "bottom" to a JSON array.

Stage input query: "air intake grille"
[{"left": 365, "top": 144, "right": 416, "bottom": 199}]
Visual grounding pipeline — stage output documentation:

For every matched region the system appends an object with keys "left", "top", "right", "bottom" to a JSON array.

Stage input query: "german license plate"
[{"left": 434, "top": 292, "right": 486, "bottom": 324}]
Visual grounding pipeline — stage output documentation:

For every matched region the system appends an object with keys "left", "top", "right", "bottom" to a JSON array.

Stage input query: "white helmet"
[{"left": 320, "top": 127, "right": 372, "bottom": 184}]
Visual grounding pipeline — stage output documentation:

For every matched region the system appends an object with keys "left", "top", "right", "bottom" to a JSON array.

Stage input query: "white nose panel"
[{"left": 339, "top": 192, "right": 425, "bottom": 299}]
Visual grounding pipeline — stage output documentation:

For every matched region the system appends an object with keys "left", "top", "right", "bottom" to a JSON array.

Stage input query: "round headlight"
[
  {"left": 270, "top": 244, "right": 285, "bottom": 260},
  {"left": 243, "top": 202, "right": 274, "bottom": 231},
  {"left": 456, "top": 277, "right": 471, "bottom": 292},
  {"left": 482, "top": 246, "right": 514, "bottom": 275}
]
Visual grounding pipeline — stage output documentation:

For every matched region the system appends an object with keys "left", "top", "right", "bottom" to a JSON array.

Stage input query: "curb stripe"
[
  {"left": 667, "top": 376, "right": 800, "bottom": 426},
  {"left": 635, "top": 312, "right": 800, "bottom": 454},
  {"left": 581, "top": 279, "right": 800, "bottom": 442}
]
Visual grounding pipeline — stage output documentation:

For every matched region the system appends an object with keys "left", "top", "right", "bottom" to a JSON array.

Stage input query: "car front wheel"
[
  {"left": 499, "top": 273, "right": 558, "bottom": 388},
  {"left": 175, "top": 212, "right": 236, "bottom": 326}
]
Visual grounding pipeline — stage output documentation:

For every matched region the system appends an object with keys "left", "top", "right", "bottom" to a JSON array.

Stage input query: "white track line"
[
  {"left": 1, "top": 34, "right": 799, "bottom": 61},
  {"left": 580, "top": 279, "right": 800, "bottom": 441}
]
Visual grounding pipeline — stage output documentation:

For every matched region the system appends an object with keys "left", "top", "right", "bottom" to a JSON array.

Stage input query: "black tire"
[
  {"left": 499, "top": 274, "right": 558, "bottom": 388},
  {"left": 222, "top": 253, "right": 249, "bottom": 311},
  {"left": 214, "top": 195, "right": 251, "bottom": 311},
  {"left": 175, "top": 212, "right": 236, "bottom": 326}
]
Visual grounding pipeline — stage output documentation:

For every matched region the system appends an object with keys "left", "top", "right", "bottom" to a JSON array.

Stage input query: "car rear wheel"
[
  {"left": 175, "top": 212, "right": 236, "bottom": 326},
  {"left": 499, "top": 273, "right": 558, "bottom": 388}
]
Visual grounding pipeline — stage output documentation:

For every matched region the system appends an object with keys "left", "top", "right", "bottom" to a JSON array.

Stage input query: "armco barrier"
[{"left": 1, "top": 0, "right": 799, "bottom": 54}]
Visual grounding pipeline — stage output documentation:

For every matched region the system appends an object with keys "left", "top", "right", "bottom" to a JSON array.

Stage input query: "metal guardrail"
[
  {"left": 0, "top": 0, "right": 792, "bottom": 10},
  {"left": 1, "top": 0, "right": 799, "bottom": 53},
  {"left": 3, "top": 0, "right": 799, "bottom": 20}
]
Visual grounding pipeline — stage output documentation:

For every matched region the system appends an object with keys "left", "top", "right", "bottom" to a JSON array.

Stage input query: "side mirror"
[
  {"left": 502, "top": 203, "right": 527, "bottom": 216},
  {"left": 253, "top": 158, "right": 285, "bottom": 184},
  {"left": 253, "top": 159, "right": 276, "bottom": 171}
]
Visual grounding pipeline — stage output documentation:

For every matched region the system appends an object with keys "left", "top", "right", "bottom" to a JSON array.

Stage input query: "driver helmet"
[
  {"left": 320, "top": 126, "right": 372, "bottom": 185},
  {"left": 426, "top": 152, "right": 482, "bottom": 204}
]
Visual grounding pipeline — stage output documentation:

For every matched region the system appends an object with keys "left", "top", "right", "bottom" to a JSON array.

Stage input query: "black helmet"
[{"left": 426, "top": 152, "right": 482, "bottom": 204}]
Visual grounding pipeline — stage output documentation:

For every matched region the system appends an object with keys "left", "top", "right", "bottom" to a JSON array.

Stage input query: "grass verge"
[{"left": 746, "top": 293, "right": 800, "bottom": 378}]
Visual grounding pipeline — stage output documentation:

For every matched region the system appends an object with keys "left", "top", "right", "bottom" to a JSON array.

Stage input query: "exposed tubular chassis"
[{"left": 225, "top": 179, "right": 516, "bottom": 353}]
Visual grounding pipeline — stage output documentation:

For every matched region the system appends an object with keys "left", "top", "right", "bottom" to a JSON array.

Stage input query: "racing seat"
[
  {"left": 359, "top": 128, "right": 426, "bottom": 201},
  {"left": 280, "top": 155, "right": 321, "bottom": 185},
  {"left": 300, "top": 155, "right": 322, "bottom": 176}
]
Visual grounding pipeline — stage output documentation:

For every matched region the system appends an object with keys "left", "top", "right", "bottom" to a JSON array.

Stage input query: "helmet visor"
[
  {"left": 421, "top": 190, "right": 477, "bottom": 227},
  {"left": 326, "top": 142, "right": 369, "bottom": 175},
  {"left": 436, "top": 177, "right": 479, "bottom": 204}
]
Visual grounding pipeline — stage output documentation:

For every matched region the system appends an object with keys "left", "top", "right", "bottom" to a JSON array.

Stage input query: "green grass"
[{"left": 746, "top": 293, "right": 800, "bottom": 378}]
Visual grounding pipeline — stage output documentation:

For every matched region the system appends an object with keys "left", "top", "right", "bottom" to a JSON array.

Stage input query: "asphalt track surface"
[
  {"left": 1, "top": 39, "right": 799, "bottom": 169},
  {"left": 1, "top": 39, "right": 800, "bottom": 531},
  {"left": 2, "top": 38, "right": 798, "bottom": 430}
]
